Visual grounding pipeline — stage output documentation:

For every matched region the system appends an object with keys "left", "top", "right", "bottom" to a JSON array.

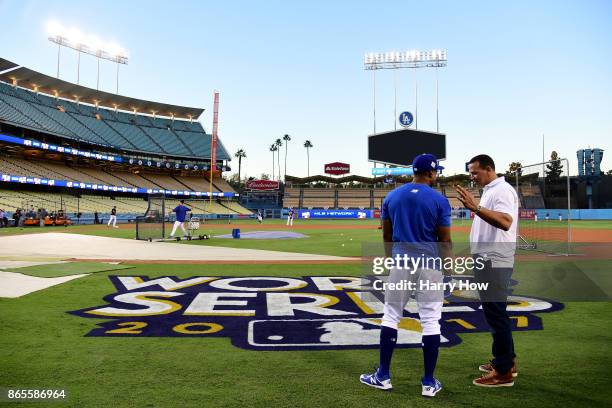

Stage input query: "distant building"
[{"left": 577, "top": 148, "right": 604, "bottom": 177}]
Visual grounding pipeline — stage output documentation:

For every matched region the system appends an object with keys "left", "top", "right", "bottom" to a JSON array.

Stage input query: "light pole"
[
  {"left": 393, "top": 69, "right": 397, "bottom": 130},
  {"left": 56, "top": 41, "right": 61, "bottom": 78},
  {"left": 435, "top": 65, "right": 439, "bottom": 132},
  {"left": 372, "top": 69, "right": 376, "bottom": 134},
  {"left": 364, "top": 49, "right": 447, "bottom": 133},
  {"left": 414, "top": 67, "right": 418, "bottom": 130},
  {"left": 47, "top": 21, "right": 129, "bottom": 94}
]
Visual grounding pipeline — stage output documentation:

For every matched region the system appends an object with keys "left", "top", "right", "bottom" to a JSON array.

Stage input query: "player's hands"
[{"left": 455, "top": 185, "right": 478, "bottom": 212}]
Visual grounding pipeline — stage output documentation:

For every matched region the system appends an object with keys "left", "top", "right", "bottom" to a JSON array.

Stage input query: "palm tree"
[
  {"left": 234, "top": 149, "right": 247, "bottom": 185},
  {"left": 282, "top": 133, "right": 291, "bottom": 180},
  {"left": 304, "top": 140, "right": 313, "bottom": 177},
  {"left": 275, "top": 138, "right": 283, "bottom": 181},
  {"left": 269, "top": 144, "right": 277, "bottom": 180}
]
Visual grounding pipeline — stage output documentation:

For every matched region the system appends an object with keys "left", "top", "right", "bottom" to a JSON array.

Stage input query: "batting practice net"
[
  {"left": 511, "top": 158, "right": 573, "bottom": 255},
  {"left": 135, "top": 193, "right": 166, "bottom": 241}
]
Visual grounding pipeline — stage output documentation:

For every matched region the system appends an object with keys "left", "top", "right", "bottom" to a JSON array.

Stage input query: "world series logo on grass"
[{"left": 70, "top": 275, "right": 563, "bottom": 350}]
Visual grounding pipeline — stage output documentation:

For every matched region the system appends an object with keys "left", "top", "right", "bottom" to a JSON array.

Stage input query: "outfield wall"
[
  {"left": 298, "top": 209, "right": 372, "bottom": 219},
  {"left": 533, "top": 209, "right": 612, "bottom": 220},
  {"left": 292, "top": 208, "right": 612, "bottom": 220}
]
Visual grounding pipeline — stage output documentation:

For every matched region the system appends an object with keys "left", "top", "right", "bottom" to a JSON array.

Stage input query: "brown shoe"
[
  {"left": 479, "top": 360, "right": 518, "bottom": 377},
  {"left": 473, "top": 369, "right": 514, "bottom": 387}
]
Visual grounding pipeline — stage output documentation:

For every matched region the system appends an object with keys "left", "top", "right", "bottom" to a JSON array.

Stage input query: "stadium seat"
[
  {"left": 70, "top": 113, "right": 135, "bottom": 149},
  {"left": 140, "top": 126, "right": 193, "bottom": 156},
  {"left": 105, "top": 120, "right": 161, "bottom": 152},
  {"left": 0, "top": 82, "right": 231, "bottom": 161}
]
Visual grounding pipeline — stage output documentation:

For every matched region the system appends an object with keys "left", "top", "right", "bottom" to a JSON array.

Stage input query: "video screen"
[{"left": 368, "top": 129, "right": 446, "bottom": 166}]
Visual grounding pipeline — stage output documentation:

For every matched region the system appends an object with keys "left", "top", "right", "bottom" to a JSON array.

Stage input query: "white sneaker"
[
  {"left": 359, "top": 369, "right": 392, "bottom": 391},
  {"left": 421, "top": 377, "right": 443, "bottom": 397}
]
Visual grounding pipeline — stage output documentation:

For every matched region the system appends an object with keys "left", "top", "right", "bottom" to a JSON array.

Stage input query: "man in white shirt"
[{"left": 455, "top": 154, "right": 519, "bottom": 388}]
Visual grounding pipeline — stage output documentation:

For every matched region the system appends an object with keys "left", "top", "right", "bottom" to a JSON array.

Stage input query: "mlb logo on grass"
[{"left": 71, "top": 275, "right": 563, "bottom": 351}]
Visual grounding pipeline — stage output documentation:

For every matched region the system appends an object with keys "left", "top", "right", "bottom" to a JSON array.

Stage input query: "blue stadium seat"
[
  {"left": 32, "top": 104, "right": 109, "bottom": 146},
  {"left": 69, "top": 113, "right": 135, "bottom": 150},
  {"left": 0, "top": 81, "right": 231, "bottom": 161},
  {"left": 106, "top": 121, "right": 160, "bottom": 152},
  {"left": 0, "top": 93, "right": 42, "bottom": 129},
  {"left": 134, "top": 114, "right": 155, "bottom": 127},
  {"left": 173, "top": 130, "right": 211, "bottom": 157},
  {"left": 0, "top": 92, "right": 72, "bottom": 137},
  {"left": 140, "top": 126, "right": 192, "bottom": 156}
]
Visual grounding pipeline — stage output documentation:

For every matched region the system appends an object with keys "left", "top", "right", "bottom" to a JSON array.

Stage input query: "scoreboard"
[{"left": 368, "top": 128, "right": 446, "bottom": 167}]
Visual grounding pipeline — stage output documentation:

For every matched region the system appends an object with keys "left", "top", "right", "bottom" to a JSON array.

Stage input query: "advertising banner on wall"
[
  {"left": 0, "top": 173, "right": 237, "bottom": 197},
  {"left": 298, "top": 209, "right": 371, "bottom": 219},
  {"left": 246, "top": 180, "right": 280, "bottom": 190},
  {"left": 519, "top": 209, "right": 536, "bottom": 220},
  {"left": 324, "top": 162, "right": 350, "bottom": 176}
]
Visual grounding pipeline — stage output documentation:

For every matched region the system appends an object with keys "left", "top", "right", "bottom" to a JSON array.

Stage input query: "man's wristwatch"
[{"left": 475, "top": 205, "right": 482, "bottom": 215}]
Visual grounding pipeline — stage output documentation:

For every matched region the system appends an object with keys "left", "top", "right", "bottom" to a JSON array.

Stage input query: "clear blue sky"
[{"left": 1, "top": 0, "right": 610, "bottom": 178}]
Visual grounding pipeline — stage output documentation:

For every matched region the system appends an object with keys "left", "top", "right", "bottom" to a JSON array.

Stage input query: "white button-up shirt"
[{"left": 470, "top": 176, "right": 519, "bottom": 267}]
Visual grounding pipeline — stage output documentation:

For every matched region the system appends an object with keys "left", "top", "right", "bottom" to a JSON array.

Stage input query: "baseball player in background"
[
  {"left": 107, "top": 206, "right": 118, "bottom": 228},
  {"left": 456, "top": 154, "right": 519, "bottom": 387},
  {"left": 286, "top": 207, "right": 295, "bottom": 226},
  {"left": 257, "top": 209, "right": 263, "bottom": 224},
  {"left": 360, "top": 153, "right": 452, "bottom": 398},
  {"left": 169, "top": 200, "right": 191, "bottom": 238}
]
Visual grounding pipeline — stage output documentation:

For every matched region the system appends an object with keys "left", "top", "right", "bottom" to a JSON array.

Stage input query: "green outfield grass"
[
  {"left": 1, "top": 263, "right": 611, "bottom": 408},
  {"left": 3, "top": 262, "right": 134, "bottom": 278},
  {"left": 0, "top": 219, "right": 610, "bottom": 258},
  {"left": 517, "top": 219, "right": 612, "bottom": 229}
]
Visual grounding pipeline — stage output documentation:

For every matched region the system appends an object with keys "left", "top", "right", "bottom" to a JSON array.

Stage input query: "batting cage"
[
  {"left": 179, "top": 198, "right": 232, "bottom": 240},
  {"left": 135, "top": 193, "right": 166, "bottom": 241},
  {"left": 511, "top": 157, "right": 574, "bottom": 255}
]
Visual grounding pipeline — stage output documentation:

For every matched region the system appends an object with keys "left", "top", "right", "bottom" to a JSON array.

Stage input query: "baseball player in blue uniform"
[
  {"left": 360, "top": 153, "right": 452, "bottom": 397},
  {"left": 169, "top": 200, "right": 191, "bottom": 238},
  {"left": 286, "top": 207, "right": 295, "bottom": 226}
]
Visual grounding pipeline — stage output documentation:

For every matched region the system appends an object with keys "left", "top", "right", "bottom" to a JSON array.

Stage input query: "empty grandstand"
[
  {"left": 283, "top": 174, "right": 481, "bottom": 210},
  {"left": 0, "top": 57, "right": 251, "bottom": 225}
]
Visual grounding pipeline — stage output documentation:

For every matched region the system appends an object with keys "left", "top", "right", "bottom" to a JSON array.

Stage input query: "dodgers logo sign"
[
  {"left": 70, "top": 275, "right": 562, "bottom": 351},
  {"left": 399, "top": 111, "right": 414, "bottom": 128}
]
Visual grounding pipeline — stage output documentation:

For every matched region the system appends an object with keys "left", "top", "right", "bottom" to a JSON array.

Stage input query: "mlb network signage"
[
  {"left": 0, "top": 173, "right": 237, "bottom": 197},
  {"left": 324, "top": 162, "right": 350, "bottom": 176},
  {"left": 299, "top": 210, "right": 371, "bottom": 219},
  {"left": 70, "top": 275, "right": 563, "bottom": 351},
  {"left": 371, "top": 167, "right": 414, "bottom": 176},
  {"left": 246, "top": 179, "right": 280, "bottom": 191}
]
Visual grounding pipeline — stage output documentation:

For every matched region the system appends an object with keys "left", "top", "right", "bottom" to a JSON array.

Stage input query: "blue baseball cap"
[{"left": 412, "top": 153, "right": 444, "bottom": 172}]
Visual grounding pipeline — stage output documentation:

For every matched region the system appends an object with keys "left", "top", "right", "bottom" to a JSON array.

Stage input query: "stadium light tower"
[
  {"left": 46, "top": 21, "right": 129, "bottom": 94},
  {"left": 364, "top": 49, "right": 447, "bottom": 133}
]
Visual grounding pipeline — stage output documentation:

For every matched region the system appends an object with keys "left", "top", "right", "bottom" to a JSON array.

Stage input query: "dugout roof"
[{"left": 0, "top": 57, "right": 204, "bottom": 120}]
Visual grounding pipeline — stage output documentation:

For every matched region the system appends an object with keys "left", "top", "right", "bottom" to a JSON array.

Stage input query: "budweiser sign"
[
  {"left": 246, "top": 179, "right": 280, "bottom": 190},
  {"left": 324, "top": 162, "right": 350, "bottom": 175}
]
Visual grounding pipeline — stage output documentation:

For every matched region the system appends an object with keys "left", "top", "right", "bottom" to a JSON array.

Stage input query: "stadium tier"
[
  {"left": 517, "top": 183, "right": 546, "bottom": 208},
  {"left": 0, "top": 155, "right": 235, "bottom": 193},
  {"left": 0, "top": 59, "right": 253, "bottom": 222},
  {"left": 284, "top": 184, "right": 484, "bottom": 210},
  {"left": 0, "top": 189, "right": 250, "bottom": 218},
  {"left": 0, "top": 81, "right": 229, "bottom": 160}
]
